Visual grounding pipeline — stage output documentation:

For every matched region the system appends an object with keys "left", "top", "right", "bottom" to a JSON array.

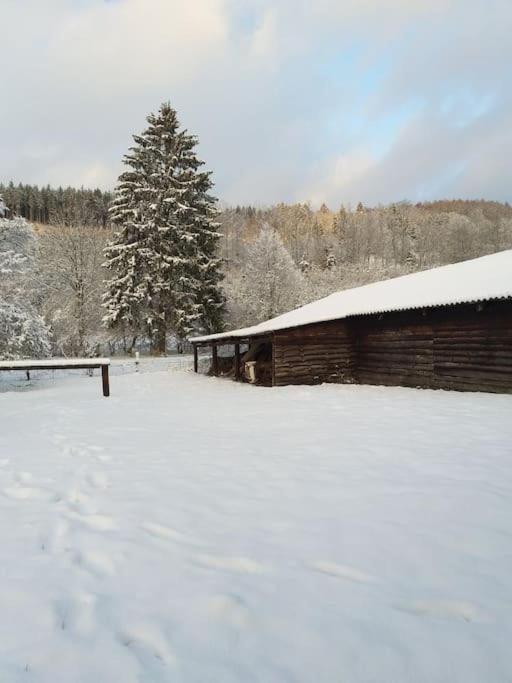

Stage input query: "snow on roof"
[{"left": 191, "top": 249, "right": 512, "bottom": 343}]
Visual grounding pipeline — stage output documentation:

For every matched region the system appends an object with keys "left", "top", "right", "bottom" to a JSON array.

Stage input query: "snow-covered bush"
[
  {"left": 0, "top": 302, "right": 51, "bottom": 359},
  {"left": 0, "top": 214, "right": 50, "bottom": 359}
]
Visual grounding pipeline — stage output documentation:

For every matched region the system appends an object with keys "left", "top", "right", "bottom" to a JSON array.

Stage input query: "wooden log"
[
  {"left": 433, "top": 353, "right": 512, "bottom": 366},
  {"left": 434, "top": 342, "right": 512, "bottom": 351},
  {"left": 276, "top": 359, "right": 352, "bottom": 369},
  {"left": 434, "top": 364, "right": 512, "bottom": 377},
  {"left": 276, "top": 347, "right": 353, "bottom": 358},
  {"left": 435, "top": 330, "right": 512, "bottom": 339},
  {"left": 193, "top": 345, "right": 198, "bottom": 373},
  {"left": 434, "top": 375, "right": 512, "bottom": 392}
]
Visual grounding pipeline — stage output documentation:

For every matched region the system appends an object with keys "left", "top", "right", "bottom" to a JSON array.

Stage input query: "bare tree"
[{"left": 38, "top": 225, "right": 110, "bottom": 355}]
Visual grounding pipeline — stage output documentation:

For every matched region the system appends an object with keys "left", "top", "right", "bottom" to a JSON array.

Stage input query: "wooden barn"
[{"left": 190, "top": 250, "right": 512, "bottom": 394}]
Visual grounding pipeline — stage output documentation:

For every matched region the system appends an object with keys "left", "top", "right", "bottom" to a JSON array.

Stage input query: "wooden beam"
[
  {"left": 0, "top": 360, "right": 112, "bottom": 397},
  {"left": 234, "top": 343, "right": 241, "bottom": 381},
  {"left": 212, "top": 344, "right": 219, "bottom": 376},
  {"left": 101, "top": 364, "right": 110, "bottom": 397},
  {"left": 193, "top": 345, "right": 198, "bottom": 373}
]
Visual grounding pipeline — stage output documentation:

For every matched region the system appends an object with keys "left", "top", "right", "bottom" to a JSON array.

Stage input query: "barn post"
[
  {"left": 271, "top": 333, "right": 276, "bottom": 387},
  {"left": 212, "top": 343, "right": 219, "bottom": 376},
  {"left": 101, "top": 364, "right": 110, "bottom": 397},
  {"left": 234, "top": 343, "right": 241, "bottom": 381},
  {"left": 193, "top": 344, "right": 198, "bottom": 373}
]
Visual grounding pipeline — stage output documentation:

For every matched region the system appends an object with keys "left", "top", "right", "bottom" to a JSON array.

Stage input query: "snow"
[
  {"left": 0, "top": 370, "right": 511, "bottom": 681},
  {"left": 192, "top": 248, "right": 512, "bottom": 342}
]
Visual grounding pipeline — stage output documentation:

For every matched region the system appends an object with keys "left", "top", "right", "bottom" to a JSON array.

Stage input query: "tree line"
[
  {"left": 2, "top": 103, "right": 512, "bottom": 360},
  {"left": 0, "top": 182, "right": 112, "bottom": 227}
]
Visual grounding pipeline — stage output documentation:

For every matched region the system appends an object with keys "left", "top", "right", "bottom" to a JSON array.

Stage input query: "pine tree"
[{"left": 102, "top": 102, "right": 224, "bottom": 353}]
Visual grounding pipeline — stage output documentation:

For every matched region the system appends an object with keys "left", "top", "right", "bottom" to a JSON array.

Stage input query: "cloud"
[
  {"left": 0, "top": 0, "right": 510, "bottom": 206},
  {"left": 308, "top": 93, "right": 512, "bottom": 206},
  {"left": 49, "top": 0, "right": 229, "bottom": 91}
]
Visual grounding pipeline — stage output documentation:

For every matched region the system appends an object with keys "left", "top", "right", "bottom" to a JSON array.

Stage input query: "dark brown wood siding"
[
  {"left": 355, "top": 302, "right": 512, "bottom": 393},
  {"left": 273, "top": 319, "right": 355, "bottom": 386},
  {"left": 271, "top": 300, "right": 512, "bottom": 393},
  {"left": 432, "top": 305, "right": 512, "bottom": 393},
  {"left": 356, "top": 320, "right": 433, "bottom": 389}
]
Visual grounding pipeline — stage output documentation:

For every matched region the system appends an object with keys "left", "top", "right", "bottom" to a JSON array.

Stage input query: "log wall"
[
  {"left": 273, "top": 319, "right": 355, "bottom": 386},
  {"left": 272, "top": 301, "right": 512, "bottom": 393},
  {"left": 356, "top": 320, "right": 433, "bottom": 389},
  {"left": 432, "top": 305, "right": 512, "bottom": 393}
]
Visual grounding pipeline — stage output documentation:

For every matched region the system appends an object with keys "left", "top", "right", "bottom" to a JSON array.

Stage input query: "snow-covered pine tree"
[{"left": 102, "top": 102, "right": 224, "bottom": 353}]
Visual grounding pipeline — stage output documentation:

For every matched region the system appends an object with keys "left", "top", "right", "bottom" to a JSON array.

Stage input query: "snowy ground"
[{"left": 0, "top": 371, "right": 511, "bottom": 682}]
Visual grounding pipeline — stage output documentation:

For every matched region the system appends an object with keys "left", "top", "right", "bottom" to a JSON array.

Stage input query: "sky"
[{"left": 1, "top": 0, "right": 510, "bottom": 208}]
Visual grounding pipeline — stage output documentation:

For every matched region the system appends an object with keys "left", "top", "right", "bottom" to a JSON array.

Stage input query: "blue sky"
[{"left": 1, "top": 0, "right": 510, "bottom": 207}]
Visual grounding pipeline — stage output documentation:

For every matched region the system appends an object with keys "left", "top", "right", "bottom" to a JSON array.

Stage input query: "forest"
[{"left": 2, "top": 177, "right": 512, "bottom": 360}]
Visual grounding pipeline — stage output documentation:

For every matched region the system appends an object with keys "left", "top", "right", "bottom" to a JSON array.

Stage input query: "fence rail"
[{"left": 0, "top": 355, "right": 195, "bottom": 392}]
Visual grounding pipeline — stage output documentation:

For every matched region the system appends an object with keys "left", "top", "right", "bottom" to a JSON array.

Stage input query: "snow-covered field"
[{"left": 0, "top": 371, "right": 511, "bottom": 682}]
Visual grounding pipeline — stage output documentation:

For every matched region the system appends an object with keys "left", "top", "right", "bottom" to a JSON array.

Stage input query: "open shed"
[{"left": 190, "top": 249, "right": 512, "bottom": 394}]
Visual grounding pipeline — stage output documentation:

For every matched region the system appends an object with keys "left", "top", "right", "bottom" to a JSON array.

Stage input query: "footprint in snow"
[
  {"left": 202, "top": 593, "right": 252, "bottom": 628},
  {"left": 43, "top": 518, "right": 70, "bottom": 553},
  {"left": 66, "top": 510, "right": 117, "bottom": 532},
  {"left": 72, "top": 549, "right": 116, "bottom": 577},
  {"left": 119, "top": 625, "right": 175, "bottom": 667},
  {"left": 3, "top": 485, "right": 58, "bottom": 502},
  {"left": 65, "top": 489, "right": 99, "bottom": 515},
  {"left": 310, "top": 561, "right": 376, "bottom": 584},
  {"left": 395, "top": 599, "right": 487, "bottom": 623},
  {"left": 195, "top": 554, "right": 266, "bottom": 574},
  {"left": 54, "top": 592, "right": 97, "bottom": 635},
  {"left": 141, "top": 522, "right": 193, "bottom": 544}
]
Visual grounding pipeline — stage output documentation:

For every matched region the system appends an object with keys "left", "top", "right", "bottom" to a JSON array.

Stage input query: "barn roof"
[{"left": 191, "top": 249, "right": 512, "bottom": 343}]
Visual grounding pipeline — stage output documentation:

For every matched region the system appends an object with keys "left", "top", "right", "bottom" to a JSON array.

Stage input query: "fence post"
[
  {"left": 101, "top": 364, "right": 110, "bottom": 397},
  {"left": 235, "top": 343, "right": 241, "bottom": 381},
  {"left": 212, "top": 344, "right": 219, "bottom": 376}
]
